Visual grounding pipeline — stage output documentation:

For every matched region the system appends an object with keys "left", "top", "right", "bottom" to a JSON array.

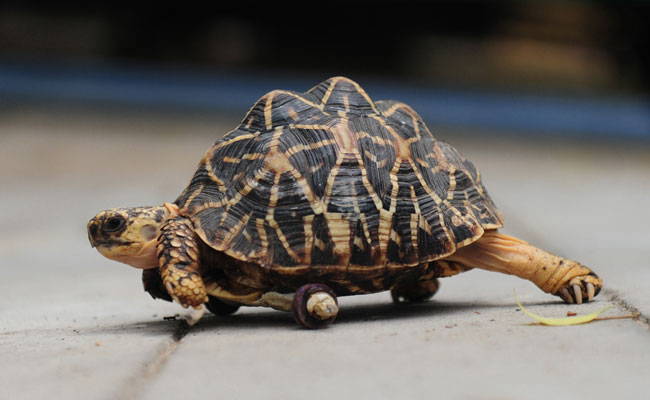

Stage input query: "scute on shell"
[{"left": 174, "top": 77, "right": 503, "bottom": 271}]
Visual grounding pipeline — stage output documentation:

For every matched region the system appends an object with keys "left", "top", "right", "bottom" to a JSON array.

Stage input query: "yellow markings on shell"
[
  {"left": 350, "top": 180, "right": 361, "bottom": 215},
  {"left": 410, "top": 213, "right": 419, "bottom": 255},
  {"left": 267, "top": 214, "right": 300, "bottom": 263},
  {"left": 415, "top": 157, "right": 428, "bottom": 169},
  {"left": 352, "top": 150, "right": 382, "bottom": 211},
  {"left": 359, "top": 214, "right": 372, "bottom": 247},
  {"left": 242, "top": 228, "right": 252, "bottom": 243},
  {"left": 410, "top": 185, "right": 432, "bottom": 235},
  {"left": 410, "top": 112, "right": 421, "bottom": 138},
  {"left": 324, "top": 212, "right": 351, "bottom": 266},
  {"left": 288, "top": 167, "right": 325, "bottom": 215},
  {"left": 263, "top": 173, "right": 299, "bottom": 263},
  {"left": 289, "top": 123, "right": 331, "bottom": 130},
  {"left": 180, "top": 186, "right": 203, "bottom": 213},
  {"left": 221, "top": 127, "right": 239, "bottom": 139},
  {"left": 377, "top": 158, "right": 401, "bottom": 261},
  {"left": 263, "top": 127, "right": 286, "bottom": 170},
  {"left": 222, "top": 212, "right": 251, "bottom": 249},
  {"left": 242, "top": 153, "right": 263, "bottom": 161},
  {"left": 387, "top": 158, "right": 401, "bottom": 214},
  {"left": 446, "top": 167, "right": 457, "bottom": 200},
  {"left": 474, "top": 169, "right": 486, "bottom": 196},
  {"left": 382, "top": 102, "right": 403, "bottom": 117},
  {"left": 277, "top": 90, "right": 324, "bottom": 111},
  {"left": 389, "top": 228, "right": 401, "bottom": 247},
  {"left": 363, "top": 149, "right": 378, "bottom": 163},
  {"left": 357, "top": 129, "right": 390, "bottom": 147},
  {"left": 212, "top": 133, "right": 257, "bottom": 150},
  {"left": 303, "top": 214, "right": 314, "bottom": 265},
  {"left": 430, "top": 142, "right": 452, "bottom": 171},
  {"left": 265, "top": 148, "right": 294, "bottom": 174},
  {"left": 314, "top": 238, "right": 328, "bottom": 252},
  {"left": 343, "top": 94, "right": 350, "bottom": 112},
  {"left": 264, "top": 93, "right": 274, "bottom": 131},
  {"left": 256, "top": 218, "right": 268, "bottom": 255},
  {"left": 267, "top": 173, "right": 281, "bottom": 209},
  {"left": 189, "top": 200, "right": 228, "bottom": 215},
  {"left": 381, "top": 101, "right": 420, "bottom": 122},
  {"left": 353, "top": 234, "right": 365, "bottom": 251},
  {"left": 287, "top": 107, "right": 299, "bottom": 121},
  {"left": 202, "top": 153, "right": 226, "bottom": 188},
  {"left": 321, "top": 153, "right": 344, "bottom": 210},
  {"left": 329, "top": 121, "right": 357, "bottom": 153},
  {"left": 217, "top": 168, "right": 266, "bottom": 226},
  {"left": 284, "top": 139, "right": 337, "bottom": 158},
  {"left": 451, "top": 215, "right": 463, "bottom": 226},
  {"left": 320, "top": 77, "right": 339, "bottom": 107},
  {"left": 348, "top": 79, "right": 379, "bottom": 114},
  {"left": 264, "top": 126, "right": 325, "bottom": 215},
  {"left": 406, "top": 159, "right": 461, "bottom": 221},
  {"left": 404, "top": 158, "right": 456, "bottom": 247},
  {"left": 369, "top": 112, "right": 418, "bottom": 160},
  {"left": 222, "top": 156, "right": 241, "bottom": 164},
  {"left": 409, "top": 185, "right": 422, "bottom": 247}
]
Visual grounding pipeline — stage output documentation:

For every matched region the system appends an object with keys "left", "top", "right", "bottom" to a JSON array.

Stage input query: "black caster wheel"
[
  {"left": 391, "top": 278, "right": 439, "bottom": 304},
  {"left": 291, "top": 284, "right": 339, "bottom": 329},
  {"left": 205, "top": 295, "right": 240, "bottom": 316}
]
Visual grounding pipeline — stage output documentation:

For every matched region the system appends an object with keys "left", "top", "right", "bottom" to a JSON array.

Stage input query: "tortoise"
[{"left": 87, "top": 77, "right": 602, "bottom": 328}]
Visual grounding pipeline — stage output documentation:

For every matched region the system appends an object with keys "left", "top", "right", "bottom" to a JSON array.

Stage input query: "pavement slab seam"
[
  {"left": 603, "top": 288, "right": 650, "bottom": 331},
  {"left": 111, "top": 313, "right": 199, "bottom": 400}
]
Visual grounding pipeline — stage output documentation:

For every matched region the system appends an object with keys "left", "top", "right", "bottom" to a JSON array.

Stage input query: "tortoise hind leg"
[{"left": 444, "top": 230, "right": 602, "bottom": 304}]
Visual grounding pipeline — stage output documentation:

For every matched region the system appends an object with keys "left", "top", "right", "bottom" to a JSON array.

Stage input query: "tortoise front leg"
[
  {"left": 157, "top": 217, "right": 208, "bottom": 308},
  {"left": 444, "top": 230, "right": 602, "bottom": 304}
]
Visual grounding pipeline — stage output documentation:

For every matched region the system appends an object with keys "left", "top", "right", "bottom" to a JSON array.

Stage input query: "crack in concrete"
[
  {"left": 110, "top": 309, "right": 203, "bottom": 400},
  {"left": 603, "top": 288, "right": 650, "bottom": 331}
]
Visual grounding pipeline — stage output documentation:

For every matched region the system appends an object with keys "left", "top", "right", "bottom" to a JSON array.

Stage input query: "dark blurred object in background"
[
  {"left": 1, "top": 2, "right": 648, "bottom": 94},
  {"left": 1, "top": 2, "right": 648, "bottom": 140}
]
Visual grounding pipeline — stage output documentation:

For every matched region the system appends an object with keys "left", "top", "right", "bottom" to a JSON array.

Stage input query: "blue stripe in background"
[{"left": 1, "top": 60, "right": 649, "bottom": 140}]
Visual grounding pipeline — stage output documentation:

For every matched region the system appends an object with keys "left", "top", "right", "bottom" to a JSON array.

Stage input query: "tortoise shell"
[{"left": 175, "top": 77, "right": 503, "bottom": 274}]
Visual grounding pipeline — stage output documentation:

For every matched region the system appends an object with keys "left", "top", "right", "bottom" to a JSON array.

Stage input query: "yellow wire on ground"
[{"left": 514, "top": 289, "right": 613, "bottom": 326}]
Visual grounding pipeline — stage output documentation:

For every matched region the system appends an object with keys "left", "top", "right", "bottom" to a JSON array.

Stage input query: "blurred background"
[{"left": 1, "top": 1, "right": 649, "bottom": 139}]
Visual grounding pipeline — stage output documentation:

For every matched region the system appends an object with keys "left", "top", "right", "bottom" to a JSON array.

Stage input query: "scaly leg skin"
[
  {"left": 158, "top": 217, "right": 208, "bottom": 309},
  {"left": 444, "top": 230, "right": 602, "bottom": 304}
]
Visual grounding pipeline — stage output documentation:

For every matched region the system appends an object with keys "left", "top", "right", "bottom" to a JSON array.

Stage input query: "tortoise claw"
[
  {"left": 587, "top": 282, "right": 595, "bottom": 301},
  {"left": 560, "top": 288, "right": 573, "bottom": 304},
  {"left": 573, "top": 284, "right": 583, "bottom": 305},
  {"left": 557, "top": 274, "right": 602, "bottom": 304}
]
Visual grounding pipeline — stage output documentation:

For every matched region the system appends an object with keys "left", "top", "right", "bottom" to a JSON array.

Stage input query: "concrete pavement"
[{"left": 1, "top": 108, "right": 648, "bottom": 400}]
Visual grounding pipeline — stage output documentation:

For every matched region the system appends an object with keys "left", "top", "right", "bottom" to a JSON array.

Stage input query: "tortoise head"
[{"left": 87, "top": 203, "right": 179, "bottom": 269}]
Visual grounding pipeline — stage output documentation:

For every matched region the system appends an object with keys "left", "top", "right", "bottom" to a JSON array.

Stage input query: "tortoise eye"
[{"left": 104, "top": 216, "right": 126, "bottom": 233}]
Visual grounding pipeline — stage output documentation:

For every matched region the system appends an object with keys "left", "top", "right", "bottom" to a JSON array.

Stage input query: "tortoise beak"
[
  {"left": 87, "top": 218, "right": 101, "bottom": 248},
  {"left": 88, "top": 210, "right": 130, "bottom": 248}
]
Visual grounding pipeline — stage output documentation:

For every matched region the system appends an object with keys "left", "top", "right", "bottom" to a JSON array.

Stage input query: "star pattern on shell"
[{"left": 174, "top": 77, "right": 504, "bottom": 272}]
